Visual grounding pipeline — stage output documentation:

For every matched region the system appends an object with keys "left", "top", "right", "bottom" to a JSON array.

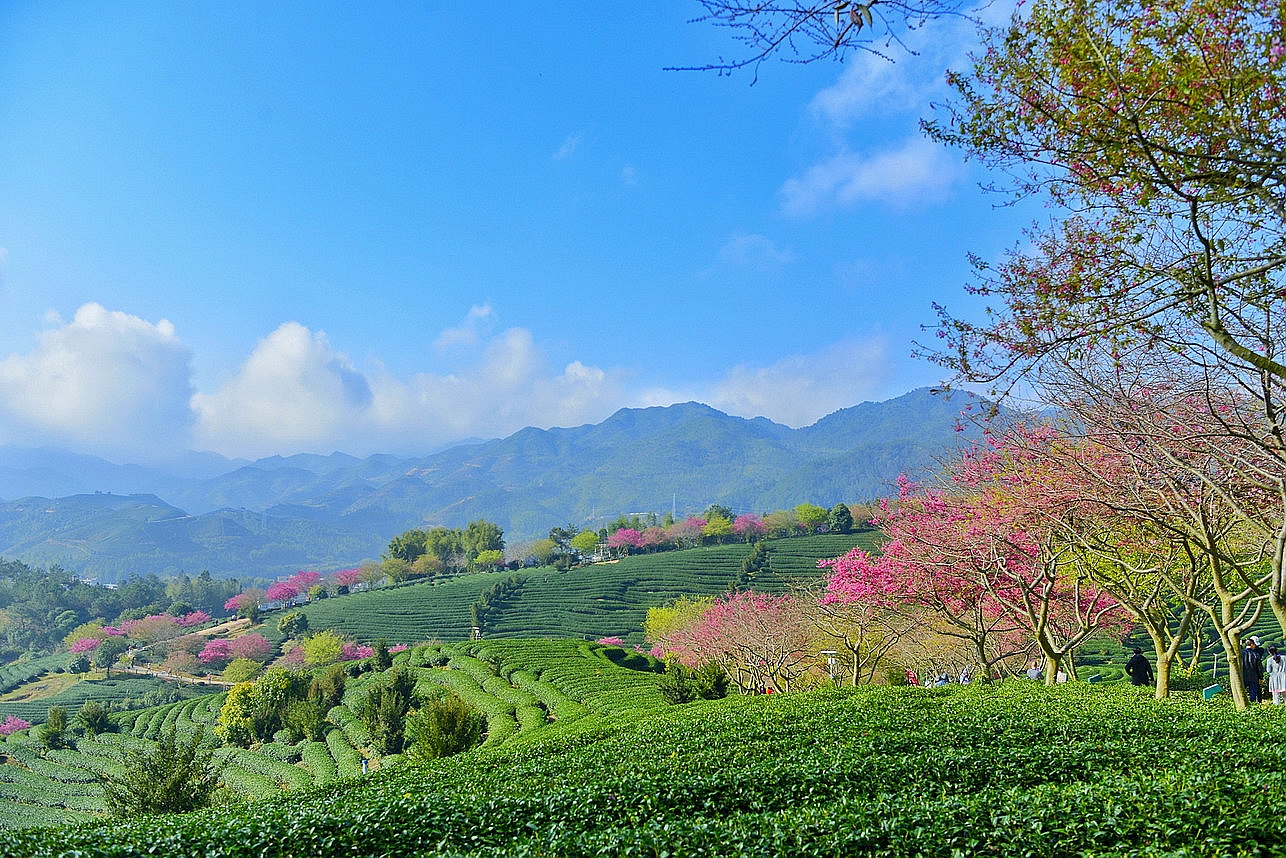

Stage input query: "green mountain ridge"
[{"left": 0, "top": 388, "right": 981, "bottom": 581}]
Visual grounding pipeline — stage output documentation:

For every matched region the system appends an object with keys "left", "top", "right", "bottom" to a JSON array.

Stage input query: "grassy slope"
[
  {"left": 8, "top": 672, "right": 1286, "bottom": 857},
  {"left": 288, "top": 533, "right": 876, "bottom": 645}
]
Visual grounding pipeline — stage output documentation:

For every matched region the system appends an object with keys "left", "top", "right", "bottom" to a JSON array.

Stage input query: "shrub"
[
  {"left": 100, "top": 726, "right": 221, "bottom": 816},
  {"left": 74, "top": 702, "right": 113, "bottom": 740},
  {"left": 406, "top": 694, "right": 486, "bottom": 761}
]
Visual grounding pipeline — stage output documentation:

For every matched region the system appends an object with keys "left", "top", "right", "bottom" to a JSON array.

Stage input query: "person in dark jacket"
[
  {"left": 1124, "top": 647, "right": 1154, "bottom": 687},
  {"left": 1243, "top": 636, "right": 1267, "bottom": 703}
]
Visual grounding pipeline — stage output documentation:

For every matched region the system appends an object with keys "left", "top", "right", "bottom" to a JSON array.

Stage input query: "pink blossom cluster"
[
  {"left": 596, "top": 636, "right": 626, "bottom": 646},
  {"left": 228, "top": 633, "right": 273, "bottom": 662},
  {"left": 0, "top": 715, "right": 30, "bottom": 736},
  {"left": 341, "top": 643, "right": 374, "bottom": 661},
  {"left": 69, "top": 637, "right": 102, "bottom": 654},
  {"left": 265, "top": 581, "right": 299, "bottom": 602},
  {"left": 224, "top": 593, "right": 255, "bottom": 613},
  {"left": 175, "top": 611, "right": 211, "bottom": 628},
  {"left": 198, "top": 639, "right": 233, "bottom": 665},
  {"left": 389, "top": 644, "right": 409, "bottom": 653},
  {"left": 333, "top": 567, "right": 364, "bottom": 588}
]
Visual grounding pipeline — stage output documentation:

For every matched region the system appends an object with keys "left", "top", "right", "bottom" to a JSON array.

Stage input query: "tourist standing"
[
  {"left": 1242, "top": 636, "right": 1267, "bottom": 703},
  {"left": 1124, "top": 647, "right": 1154, "bottom": 687},
  {"left": 1268, "top": 646, "right": 1286, "bottom": 705}
]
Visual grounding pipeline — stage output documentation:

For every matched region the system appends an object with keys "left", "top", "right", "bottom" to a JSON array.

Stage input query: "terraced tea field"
[
  {"left": 0, "top": 639, "right": 664, "bottom": 829},
  {"left": 7, "top": 660, "right": 1285, "bottom": 858},
  {"left": 289, "top": 533, "right": 876, "bottom": 644}
]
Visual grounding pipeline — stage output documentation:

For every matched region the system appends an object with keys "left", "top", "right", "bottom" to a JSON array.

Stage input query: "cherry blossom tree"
[{"left": 664, "top": 590, "right": 816, "bottom": 693}]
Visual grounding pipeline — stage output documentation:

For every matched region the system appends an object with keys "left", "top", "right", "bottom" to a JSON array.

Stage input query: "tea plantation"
[
  {"left": 289, "top": 533, "right": 875, "bottom": 645},
  {"left": 3, "top": 639, "right": 1286, "bottom": 856}
]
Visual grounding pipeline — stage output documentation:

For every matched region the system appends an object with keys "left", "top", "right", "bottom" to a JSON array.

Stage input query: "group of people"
[
  {"left": 1240, "top": 636, "right": 1286, "bottom": 705},
  {"left": 1125, "top": 636, "right": 1286, "bottom": 704}
]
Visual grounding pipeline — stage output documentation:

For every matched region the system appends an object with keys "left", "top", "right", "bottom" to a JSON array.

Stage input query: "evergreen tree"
[{"left": 101, "top": 726, "right": 221, "bottom": 816}]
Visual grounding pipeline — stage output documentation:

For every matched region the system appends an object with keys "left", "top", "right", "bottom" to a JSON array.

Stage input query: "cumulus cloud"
[
  {"left": 780, "top": 137, "right": 961, "bottom": 215},
  {"left": 707, "top": 338, "right": 892, "bottom": 427},
  {"left": 0, "top": 303, "right": 194, "bottom": 459},
  {"left": 192, "top": 320, "right": 625, "bottom": 458},
  {"left": 433, "top": 304, "right": 494, "bottom": 352},
  {"left": 191, "top": 323, "right": 374, "bottom": 455},
  {"left": 634, "top": 338, "right": 892, "bottom": 428}
]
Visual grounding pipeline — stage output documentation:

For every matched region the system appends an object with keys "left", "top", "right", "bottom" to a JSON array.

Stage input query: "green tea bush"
[{"left": 300, "top": 740, "right": 338, "bottom": 784}]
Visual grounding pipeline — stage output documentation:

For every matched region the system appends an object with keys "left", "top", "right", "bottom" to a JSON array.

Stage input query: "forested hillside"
[{"left": 0, "top": 389, "right": 978, "bottom": 581}]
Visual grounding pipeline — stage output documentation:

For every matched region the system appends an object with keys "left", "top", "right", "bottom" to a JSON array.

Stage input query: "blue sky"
[{"left": 0, "top": 1, "right": 1029, "bottom": 462}]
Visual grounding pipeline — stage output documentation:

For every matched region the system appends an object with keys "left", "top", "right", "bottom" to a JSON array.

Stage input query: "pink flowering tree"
[
  {"left": 224, "top": 589, "right": 265, "bottom": 620},
  {"left": 175, "top": 610, "right": 211, "bottom": 628},
  {"left": 606, "top": 528, "right": 644, "bottom": 557},
  {"left": 823, "top": 424, "right": 1130, "bottom": 684},
  {"left": 228, "top": 633, "right": 273, "bottom": 662},
  {"left": 340, "top": 642, "right": 374, "bottom": 661},
  {"left": 0, "top": 715, "right": 30, "bottom": 736},
  {"left": 333, "top": 567, "right": 364, "bottom": 590},
  {"left": 265, "top": 581, "right": 299, "bottom": 603},
  {"left": 118, "top": 614, "right": 182, "bottom": 644},
  {"left": 596, "top": 636, "right": 626, "bottom": 646},
  {"left": 667, "top": 517, "right": 706, "bottom": 548},
  {"left": 289, "top": 570, "right": 321, "bottom": 594},
  {"left": 69, "top": 637, "right": 102, "bottom": 654},
  {"left": 666, "top": 590, "right": 815, "bottom": 693},
  {"left": 198, "top": 638, "right": 233, "bottom": 668},
  {"left": 732, "top": 514, "right": 767, "bottom": 542}
]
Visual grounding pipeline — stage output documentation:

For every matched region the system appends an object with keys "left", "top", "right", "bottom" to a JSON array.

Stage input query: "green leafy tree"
[
  {"left": 702, "top": 513, "right": 734, "bottom": 544},
  {"left": 282, "top": 699, "right": 328, "bottom": 742},
  {"left": 570, "top": 530, "right": 599, "bottom": 556},
  {"left": 101, "top": 726, "right": 221, "bottom": 816},
  {"left": 385, "top": 528, "right": 428, "bottom": 563},
  {"left": 472, "top": 549, "right": 505, "bottom": 571},
  {"left": 308, "top": 664, "right": 348, "bottom": 712},
  {"left": 74, "top": 701, "right": 112, "bottom": 740},
  {"left": 223, "top": 657, "right": 262, "bottom": 684},
  {"left": 38, "top": 706, "right": 68, "bottom": 751},
  {"left": 373, "top": 638, "right": 393, "bottom": 672},
  {"left": 827, "top": 503, "right": 855, "bottom": 535},
  {"left": 463, "top": 519, "right": 505, "bottom": 561},
  {"left": 795, "top": 503, "right": 829, "bottom": 534},
  {"left": 302, "top": 630, "right": 347, "bottom": 666},
  {"left": 360, "top": 665, "right": 417, "bottom": 756},
  {"left": 93, "top": 636, "right": 129, "bottom": 677},
  {"left": 278, "top": 610, "right": 309, "bottom": 638},
  {"left": 406, "top": 693, "right": 486, "bottom": 760}
]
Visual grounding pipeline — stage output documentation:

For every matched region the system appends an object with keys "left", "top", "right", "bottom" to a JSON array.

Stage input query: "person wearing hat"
[
  {"left": 1124, "top": 646, "right": 1154, "bottom": 687},
  {"left": 1268, "top": 645, "right": 1286, "bottom": 705},
  {"left": 1242, "top": 636, "right": 1266, "bottom": 703}
]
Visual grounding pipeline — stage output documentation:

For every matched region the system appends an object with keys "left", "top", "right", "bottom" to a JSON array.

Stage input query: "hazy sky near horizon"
[{"left": 0, "top": 2, "right": 1030, "bottom": 462}]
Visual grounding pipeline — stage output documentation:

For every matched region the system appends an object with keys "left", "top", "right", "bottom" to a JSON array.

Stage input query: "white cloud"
[
  {"left": 191, "top": 322, "right": 374, "bottom": 455},
  {"left": 0, "top": 303, "right": 194, "bottom": 459},
  {"left": 620, "top": 165, "right": 637, "bottom": 186},
  {"left": 0, "top": 304, "right": 904, "bottom": 461},
  {"left": 716, "top": 232, "right": 796, "bottom": 269},
  {"left": 636, "top": 338, "right": 893, "bottom": 428},
  {"left": 552, "top": 134, "right": 581, "bottom": 160},
  {"left": 809, "top": 51, "right": 926, "bottom": 127},
  {"left": 433, "top": 304, "right": 494, "bottom": 352},
  {"left": 706, "top": 338, "right": 892, "bottom": 427},
  {"left": 780, "top": 137, "right": 961, "bottom": 215},
  {"left": 193, "top": 321, "right": 625, "bottom": 458}
]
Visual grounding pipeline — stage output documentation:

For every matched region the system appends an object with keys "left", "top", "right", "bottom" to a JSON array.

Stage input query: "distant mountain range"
[{"left": 0, "top": 387, "right": 980, "bottom": 582}]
